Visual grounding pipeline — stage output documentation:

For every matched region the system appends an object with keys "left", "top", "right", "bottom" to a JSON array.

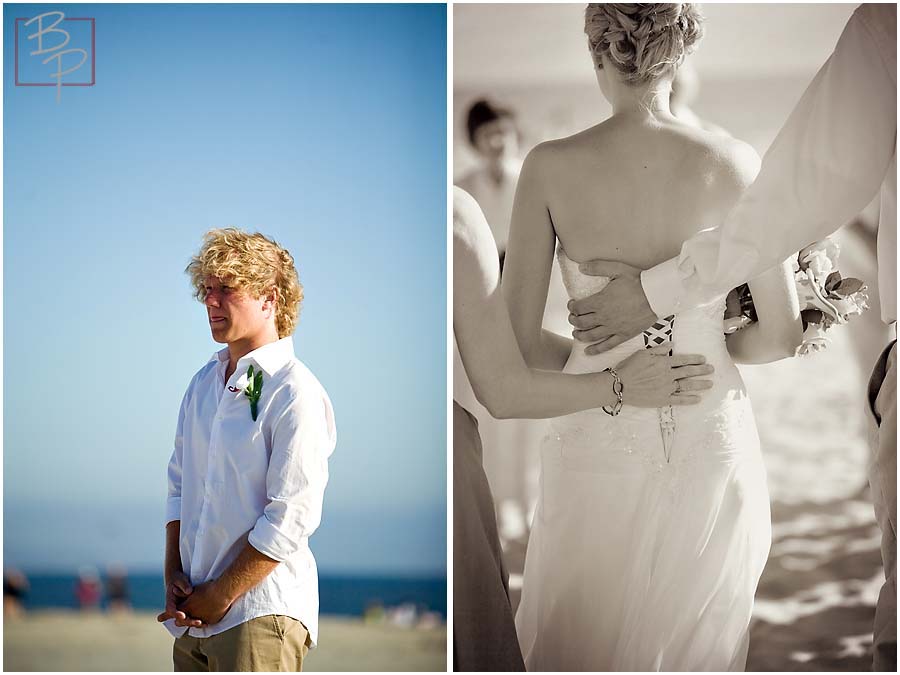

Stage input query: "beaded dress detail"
[{"left": 514, "top": 245, "right": 772, "bottom": 672}]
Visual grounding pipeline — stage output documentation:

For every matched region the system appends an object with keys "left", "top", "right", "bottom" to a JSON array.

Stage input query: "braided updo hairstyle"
[{"left": 585, "top": 4, "right": 704, "bottom": 86}]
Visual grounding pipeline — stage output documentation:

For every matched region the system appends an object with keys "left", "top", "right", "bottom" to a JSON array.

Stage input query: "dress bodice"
[{"left": 549, "top": 245, "right": 753, "bottom": 473}]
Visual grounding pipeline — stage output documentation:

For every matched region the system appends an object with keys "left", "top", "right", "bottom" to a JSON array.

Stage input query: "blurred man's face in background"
[{"left": 473, "top": 116, "right": 519, "bottom": 163}]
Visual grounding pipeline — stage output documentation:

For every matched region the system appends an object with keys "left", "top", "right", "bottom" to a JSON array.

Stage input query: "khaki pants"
[
  {"left": 173, "top": 615, "right": 311, "bottom": 672},
  {"left": 868, "top": 341, "right": 897, "bottom": 672}
]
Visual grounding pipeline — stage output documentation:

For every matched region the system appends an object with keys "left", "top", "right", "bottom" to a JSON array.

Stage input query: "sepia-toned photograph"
[{"left": 453, "top": 3, "right": 895, "bottom": 672}]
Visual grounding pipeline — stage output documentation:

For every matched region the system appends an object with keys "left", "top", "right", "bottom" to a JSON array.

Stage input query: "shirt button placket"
[{"left": 198, "top": 397, "right": 226, "bottom": 543}]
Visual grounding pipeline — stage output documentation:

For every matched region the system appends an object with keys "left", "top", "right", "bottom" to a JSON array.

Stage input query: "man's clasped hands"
[{"left": 155, "top": 570, "right": 233, "bottom": 629}]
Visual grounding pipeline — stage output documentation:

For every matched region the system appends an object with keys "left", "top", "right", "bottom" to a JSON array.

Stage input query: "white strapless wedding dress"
[{"left": 515, "top": 247, "right": 772, "bottom": 672}]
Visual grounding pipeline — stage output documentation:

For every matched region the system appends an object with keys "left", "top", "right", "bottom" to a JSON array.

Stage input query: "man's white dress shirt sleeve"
[
  {"left": 165, "top": 388, "right": 190, "bottom": 525},
  {"left": 248, "top": 389, "right": 337, "bottom": 562},
  {"left": 642, "top": 4, "right": 897, "bottom": 320}
]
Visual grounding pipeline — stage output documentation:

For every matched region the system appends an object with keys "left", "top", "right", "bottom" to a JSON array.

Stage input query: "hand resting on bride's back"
[
  {"left": 567, "top": 261, "right": 657, "bottom": 354},
  {"left": 569, "top": 256, "right": 803, "bottom": 365},
  {"left": 454, "top": 187, "right": 715, "bottom": 418},
  {"left": 613, "top": 345, "right": 714, "bottom": 408}
]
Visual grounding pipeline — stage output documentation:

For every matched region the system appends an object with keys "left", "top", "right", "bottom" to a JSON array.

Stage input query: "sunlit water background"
[{"left": 13, "top": 573, "right": 446, "bottom": 618}]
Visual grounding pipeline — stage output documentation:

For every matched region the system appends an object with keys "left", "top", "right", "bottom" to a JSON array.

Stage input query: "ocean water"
[{"left": 14, "top": 572, "right": 446, "bottom": 619}]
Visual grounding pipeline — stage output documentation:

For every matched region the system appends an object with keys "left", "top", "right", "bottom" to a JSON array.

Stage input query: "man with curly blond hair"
[{"left": 157, "top": 228, "right": 337, "bottom": 671}]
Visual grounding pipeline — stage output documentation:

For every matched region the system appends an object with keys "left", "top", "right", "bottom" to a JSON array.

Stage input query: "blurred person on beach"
[
  {"left": 75, "top": 567, "right": 102, "bottom": 611},
  {"left": 156, "top": 228, "right": 337, "bottom": 671},
  {"left": 568, "top": 3, "right": 896, "bottom": 670},
  {"left": 105, "top": 562, "right": 131, "bottom": 612},
  {"left": 456, "top": 99, "right": 522, "bottom": 259},
  {"left": 453, "top": 187, "right": 717, "bottom": 671},
  {"left": 3, "top": 568, "right": 29, "bottom": 617},
  {"left": 503, "top": 3, "right": 805, "bottom": 669}
]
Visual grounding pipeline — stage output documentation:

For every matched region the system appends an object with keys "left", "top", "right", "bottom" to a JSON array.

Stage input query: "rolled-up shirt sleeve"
[
  {"left": 166, "top": 388, "right": 190, "bottom": 525},
  {"left": 642, "top": 4, "right": 897, "bottom": 318},
  {"left": 248, "top": 388, "right": 336, "bottom": 562}
]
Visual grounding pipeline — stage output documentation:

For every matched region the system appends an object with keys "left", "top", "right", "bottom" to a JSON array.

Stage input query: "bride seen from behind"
[
  {"left": 502, "top": 4, "right": 803, "bottom": 671},
  {"left": 452, "top": 186, "right": 719, "bottom": 671}
]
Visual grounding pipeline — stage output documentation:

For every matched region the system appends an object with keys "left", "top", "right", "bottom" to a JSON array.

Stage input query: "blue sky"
[{"left": 4, "top": 3, "right": 447, "bottom": 575}]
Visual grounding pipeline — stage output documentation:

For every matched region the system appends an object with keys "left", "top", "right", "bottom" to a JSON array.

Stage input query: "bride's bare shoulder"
[
  {"left": 702, "top": 133, "right": 761, "bottom": 190},
  {"left": 519, "top": 123, "right": 760, "bottom": 198},
  {"left": 694, "top": 133, "right": 762, "bottom": 207},
  {"left": 517, "top": 125, "right": 603, "bottom": 173},
  {"left": 673, "top": 128, "right": 762, "bottom": 214}
]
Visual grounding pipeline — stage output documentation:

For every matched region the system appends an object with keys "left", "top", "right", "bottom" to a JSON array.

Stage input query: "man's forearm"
[
  {"left": 164, "top": 520, "right": 182, "bottom": 583},
  {"left": 212, "top": 539, "right": 280, "bottom": 604}
]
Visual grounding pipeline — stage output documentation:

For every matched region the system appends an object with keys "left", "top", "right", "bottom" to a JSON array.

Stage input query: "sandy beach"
[{"left": 2, "top": 611, "right": 446, "bottom": 672}]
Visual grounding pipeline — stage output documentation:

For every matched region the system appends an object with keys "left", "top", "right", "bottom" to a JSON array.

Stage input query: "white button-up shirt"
[
  {"left": 642, "top": 3, "right": 896, "bottom": 325},
  {"left": 163, "top": 336, "right": 336, "bottom": 645}
]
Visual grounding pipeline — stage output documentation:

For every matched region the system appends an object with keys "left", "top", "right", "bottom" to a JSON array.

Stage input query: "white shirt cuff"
[
  {"left": 165, "top": 497, "right": 181, "bottom": 525},
  {"left": 248, "top": 515, "right": 297, "bottom": 563}
]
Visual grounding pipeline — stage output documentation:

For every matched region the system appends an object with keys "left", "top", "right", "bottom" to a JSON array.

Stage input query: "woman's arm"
[
  {"left": 455, "top": 186, "right": 611, "bottom": 417},
  {"left": 726, "top": 259, "right": 804, "bottom": 363},
  {"left": 454, "top": 187, "right": 713, "bottom": 418},
  {"left": 709, "top": 142, "right": 803, "bottom": 363},
  {"left": 500, "top": 145, "right": 571, "bottom": 371}
]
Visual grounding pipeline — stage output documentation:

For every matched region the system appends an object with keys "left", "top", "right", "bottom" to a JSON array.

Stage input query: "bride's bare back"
[
  {"left": 503, "top": 4, "right": 800, "bottom": 371},
  {"left": 501, "top": 111, "right": 803, "bottom": 370},
  {"left": 536, "top": 114, "right": 760, "bottom": 268}
]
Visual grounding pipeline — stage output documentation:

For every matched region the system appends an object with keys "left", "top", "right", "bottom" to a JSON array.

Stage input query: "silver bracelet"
[{"left": 602, "top": 368, "right": 624, "bottom": 416}]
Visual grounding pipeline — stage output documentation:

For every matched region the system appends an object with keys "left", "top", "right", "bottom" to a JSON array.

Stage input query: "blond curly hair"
[
  {"left": 585, "top": 3, "right": 704, "bottom": 86},
  {"left": 186, "top": 228, "right": 303, "bottom": 338}
]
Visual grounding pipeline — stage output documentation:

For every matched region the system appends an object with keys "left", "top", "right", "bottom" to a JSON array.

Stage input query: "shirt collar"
[{"left": 209, "top": 336, "right": 295, "bottom": 377}]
